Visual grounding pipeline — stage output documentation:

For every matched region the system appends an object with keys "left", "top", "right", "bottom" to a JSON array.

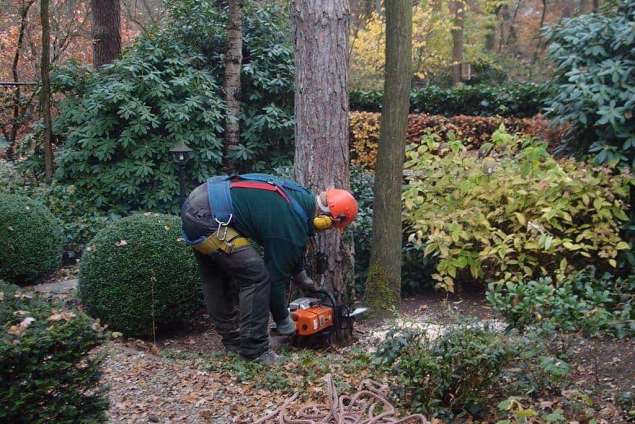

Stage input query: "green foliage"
[
  {"left": 375, "top": 320, "right": 572, "bottom": 420},
  {"left": 403, "top": 129, "right": 631, "bottom": 292},
  {"left": 1, "top": 160, "right": 114, "bottom": 256},
  {"left": 544, "top": 0, "right": 635, "bottom": 168},
  {"left": 487, "top": 267, "right": 635, "bottom": 337},
  {"left": 350, "top": 82, "right": 552, "bottom": 117},
  {"left": 377, "top": 321, "right": 511, "bottom": 418},
  {"left": 79, "top": 213, "right": 202, "bottom": 337},
  {"left": 168, "top": 1, "right": 296, "bottom": 170},
  {"left": 0, "top": 281, "right": 108, "bottom": 423},
  {"left": 0, "top": 193, "right": 64, "bottom": 284},
  {"left": 53, "top": 2, "right": 295, "bottom": 214},
  {"left": 53, "top": 37, "right": 225, "bottom": 214}
]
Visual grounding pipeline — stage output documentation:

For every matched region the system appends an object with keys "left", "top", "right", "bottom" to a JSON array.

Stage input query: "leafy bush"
[
  {"left": 79, "top": 213, "right": 202, "bottom": 337},
  {"left": 53, "top": 3, "right": 295, "bottom": 215},
  {"left": 545, "top": 0, "right": 635, "bottom": 168},
  {"left": 53, "top": 38, "right": 225, "bottom": 214},
  {"left": 350, "top": 112, "right": 560, "bottom": 169},
  {"left": 375, "top": 320, "right": 571, "bottom": 420},
  {"left": 0, "top": 280, "right": 108, "bottom": 423},
  {"left": 350, "top": 82, "right": 552, "bottom": 117},
  {"left": 0, "top": 193, "right": 64, "bottom": 284},
  {"left": 403, "top": 129, "right": 631, "bottom": 292},
  {"left": 377, "top": 321, "right": 511, "bottom": 418},
  {"left": 487, "top": 267, "right": 635, "bottom": 337},
  {"left": 1, "top": 160, "right": 114, "bottom": 256}
]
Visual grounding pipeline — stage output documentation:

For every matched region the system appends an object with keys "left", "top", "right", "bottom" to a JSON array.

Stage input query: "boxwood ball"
[
  {"left": 0, "top": 193, "right": 64, "bottom": 284},
  {"left": 79, "top": 213, "right": 202, "bottom": 337}
]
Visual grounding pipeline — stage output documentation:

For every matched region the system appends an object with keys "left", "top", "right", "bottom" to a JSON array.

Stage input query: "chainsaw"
[{"left": 286, "top": 289, "right": 368, "bottom": 348}]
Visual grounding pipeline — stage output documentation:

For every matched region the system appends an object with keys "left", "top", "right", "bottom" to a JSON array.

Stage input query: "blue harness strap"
[
  {"left": 205, "top": 173, "right": 311, "bottom": 227},
  {"left": 206, "top": 175, "right": 233, "bottom": 223}
]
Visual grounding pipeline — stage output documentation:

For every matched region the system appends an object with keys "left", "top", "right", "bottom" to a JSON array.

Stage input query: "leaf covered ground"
[{"left": 98, "top": 293, "right": 634, "bottom": 423}]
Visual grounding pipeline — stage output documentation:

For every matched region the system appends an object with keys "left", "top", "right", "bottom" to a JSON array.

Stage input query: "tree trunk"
[
  {"left": 450, "top": 0, "right": 464, "bottom": 86},
  {"left": 91, "top": 0, "right": 121, "bottom": 67},
  {"left": 530, "top": 0, "right": 548, "bottom": 66},
  {"left": 293, "top": 0, "right": 353, "bottom": 302},
  {"left": 592, "top": 0, "right": 599, "bottom": 12},
  {"left": 40, "top": 0, "right": 54, "bottom": 178},
  {"left": 365, "top": 0, "right": 412, "bottom": 316},
  {"left": 223, "top": 0, "right": 243, "bottom": 173},
  {"left": 6, "top": 0, "right": 36, "bottom": 161}
]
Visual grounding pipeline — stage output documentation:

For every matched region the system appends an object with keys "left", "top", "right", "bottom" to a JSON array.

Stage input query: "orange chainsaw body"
[{"left": 291, "top": 306, "right": 334, "bottom": 336}]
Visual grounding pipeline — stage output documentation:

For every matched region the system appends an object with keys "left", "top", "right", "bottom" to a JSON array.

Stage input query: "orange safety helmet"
[{"left": 325, "top": 189, "right": 359, "bottom": 229}]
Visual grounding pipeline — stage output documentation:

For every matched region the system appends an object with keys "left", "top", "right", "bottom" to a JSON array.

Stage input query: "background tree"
[
  {"left": 450, "top": 0, "right": 464, "bottom": 85},
  {"left": 3, "top": 0, "right": 36, "bottom": 160},
  {"left": 223, "top": 0, "right": 243, "bottom": 172},
  {"left": 91, "top": 0, "right": 121, "bottom": 67},
  {"left": 293, "top": 0, "right": 353, "bottom": 301},
  {"left": 365, "top": 0, "right": 412, "bottom": 315},
  {"left": 40, "top": 0, "right": 53, "bottom": 177}
]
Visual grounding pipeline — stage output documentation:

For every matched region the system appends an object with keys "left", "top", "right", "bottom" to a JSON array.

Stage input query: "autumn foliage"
[{"left": 350, "top": 111, "right": 563, "bottom": 169}]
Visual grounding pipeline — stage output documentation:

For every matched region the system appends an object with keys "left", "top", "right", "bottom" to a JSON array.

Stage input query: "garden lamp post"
[{"left": 169, "top": 140, "right": 193, "bottom": 206}]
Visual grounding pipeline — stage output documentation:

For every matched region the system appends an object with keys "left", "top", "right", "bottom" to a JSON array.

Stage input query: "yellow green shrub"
[{"left": 403, "top": 128, "right": 631, "bottom": 292}]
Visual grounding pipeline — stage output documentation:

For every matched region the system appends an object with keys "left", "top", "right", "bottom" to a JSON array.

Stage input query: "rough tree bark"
[
  {"left": 365, "top": 0, "right": 412, "bottom": 316},
  {"left": 223, "top": 0, "right": 243, "bottom": 173},
  {"left": 91, "top": 0, "right": 121, "bottom": 67},
  {"left": 293, "top": 0, "right": 353, "bottom": 302},
  {"left": 450, "top": 0, "right": 464, "bottom": 86},
  {"left": 40, "top": 0, "right": 54, "bottom": 178}
]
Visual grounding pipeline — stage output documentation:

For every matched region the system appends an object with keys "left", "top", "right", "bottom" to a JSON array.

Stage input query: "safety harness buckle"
[{"left": 214, "top": 214, "right": 233, "bottom": 241}]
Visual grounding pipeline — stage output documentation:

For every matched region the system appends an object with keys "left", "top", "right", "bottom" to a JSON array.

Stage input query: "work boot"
[
  {"left": 273, "top": 316, "right": 296, "bottom": 336},
  {"left": 253, "top": 349, "right": 281, "bottom": 366}
]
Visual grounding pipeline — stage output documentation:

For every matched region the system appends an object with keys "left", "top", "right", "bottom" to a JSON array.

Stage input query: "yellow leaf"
[
  {"left": 609, "top": 259, "right": 617, "bottom": 267},
  {"left": 514, "top": 212, "right": 526, "bottom": 226},
  {"left": 616, "top": 241, "right": 630, "bottom": 250}
]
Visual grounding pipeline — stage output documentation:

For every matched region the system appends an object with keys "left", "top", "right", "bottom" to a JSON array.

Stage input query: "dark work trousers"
[{"left": 181, "top": 186, "right": 271, "bottom": 359}]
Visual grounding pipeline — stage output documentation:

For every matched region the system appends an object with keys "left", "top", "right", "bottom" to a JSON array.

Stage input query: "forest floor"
[{"left": 34, "top": 269, "right": 635, "bottom": 423}]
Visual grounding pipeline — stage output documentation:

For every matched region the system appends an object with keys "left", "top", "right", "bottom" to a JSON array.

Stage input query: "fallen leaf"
[
  {"left": 8, "top": 317, "right": 36, "bottom": 336},
  {"left": 115, "top": 240, "right": 128, "bottom": 247},
  {"left": 48, "top": 311, "right": 76, "bottom": 322}
]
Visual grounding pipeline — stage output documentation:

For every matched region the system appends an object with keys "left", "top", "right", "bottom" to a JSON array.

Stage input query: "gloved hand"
[{"left": 292, "top": 270, "right": 320, "bottom": 293}]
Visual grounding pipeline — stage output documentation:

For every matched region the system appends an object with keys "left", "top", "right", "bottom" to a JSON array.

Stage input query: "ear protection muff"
[{"left": 312, "top": 215, "right": 335, "bottom": 231}]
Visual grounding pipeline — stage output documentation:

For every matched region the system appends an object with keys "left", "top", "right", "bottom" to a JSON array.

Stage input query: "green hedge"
[
  {"left": 350, "top": 82, "right": 552, "bottom": 117},
  {"left": 0, "top": 193, "right": 64, "bottom": 284},
  {"left": 0, "top": 281, "right": 108, "bottom": 423},
  {"left": 79, "top": 213, "right": 202, "bottom": 337}
]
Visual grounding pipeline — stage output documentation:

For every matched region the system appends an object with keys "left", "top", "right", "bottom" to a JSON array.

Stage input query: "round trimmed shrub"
[
  {"left": 0, "top": 193, "right": 64, "bottom": 284},
  {"left": 79, "top": 213, "right": 202, "bottom": 337}
]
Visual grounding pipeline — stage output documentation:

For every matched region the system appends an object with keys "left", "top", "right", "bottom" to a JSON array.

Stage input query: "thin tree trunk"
[
  {"left": 223, "top": 0, "right": 243, "bottom": 173},
  {"left": 6, "top": 0, "right": 36, "bottom": 161},
  {"left": 293, "top": 0, "right": 353, "bottom": 303},
  {"left": 91, "top": 0, "right": 121, "bottom": 67},
  {"left": 530, "top": 0, "right": 547, "bottom": 66},
  {"left": 592, "top": 0, "right": 599, "bottom": 12},
  {"left": 450, "top": 0, "right": 464, "bottom": 86},
  {"left": 365, "top": 0, "right": 412, "bottom": 316},
  {"left": 40, "top": 0, "right": 54, "bottom": 178}
]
